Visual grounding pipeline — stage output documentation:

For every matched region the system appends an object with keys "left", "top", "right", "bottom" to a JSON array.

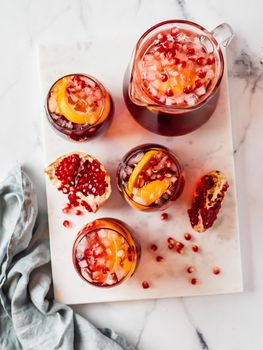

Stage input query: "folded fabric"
[{"left": 0, "top": 166, "right": 135, "bottom": 350}]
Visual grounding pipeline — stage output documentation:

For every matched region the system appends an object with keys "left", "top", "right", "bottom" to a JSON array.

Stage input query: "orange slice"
[
  {"left": 133, "top": 178, "right": 171, "bottom": 206},
  {"left": 56, "top": 77, "right": 100, "bottom": 125},
  {"left": 127, "top": 150, "right": 158, "bottom": 194}
]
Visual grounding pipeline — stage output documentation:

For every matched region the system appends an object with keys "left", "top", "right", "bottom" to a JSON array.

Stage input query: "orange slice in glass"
[{"left": 133, "top": 178, "right": 171, "bottom": 206}]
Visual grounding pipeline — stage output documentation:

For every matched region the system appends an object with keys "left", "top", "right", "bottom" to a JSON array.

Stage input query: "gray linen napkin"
[{"left": 0, "top": 166, "right": 135, "bottom": 350}]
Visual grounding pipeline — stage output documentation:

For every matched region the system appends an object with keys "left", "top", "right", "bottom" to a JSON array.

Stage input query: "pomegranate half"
[
  {"left": 45, "top": 152, "right": 111, "bottom": 213},
  {"left": 188, "top": 170, "right": 229, "bottom": 232}
]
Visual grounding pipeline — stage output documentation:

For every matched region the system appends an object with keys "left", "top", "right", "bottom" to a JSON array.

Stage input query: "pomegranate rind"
[
  {"left": 188, "top": 170, "right": 229, "bottom": 233},
  {"left": 44, "top": 152, "right": 111, "bottom": 213}
]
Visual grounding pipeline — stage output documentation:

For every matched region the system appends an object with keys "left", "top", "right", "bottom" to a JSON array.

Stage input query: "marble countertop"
[{"left": 0, "top": 0, "right": 262, "bottom": 349}]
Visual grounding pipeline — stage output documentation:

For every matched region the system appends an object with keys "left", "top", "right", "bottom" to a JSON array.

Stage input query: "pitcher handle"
[{"left": 211, "top": 23, "right": 234, "bottom": 47}]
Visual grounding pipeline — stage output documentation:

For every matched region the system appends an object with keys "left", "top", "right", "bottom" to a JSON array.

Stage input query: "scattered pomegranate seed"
[
  {"left": 176, "top": 241, "right": 184, "bottom": 249},
  {"left": 192, "top": 245, "right": 199, "bottom": 253},
  {"left": 167, "top": 237, "right": 175, "bottom": 245},
  {"left": 196, "top": 57, "right": 207, "bottom": 66},
  {"left": 150, "top": 244, "right": 158, "bottom": 252},
  {"left": 156, "top": 255, "right": 164, "bottom": 262},
  {"left": 142, "top": 281, "right": 150, "bottom": 289},
  {"left": 160, "top": 212, "right": 168, "bottom": 220},
  {"left": 168, "top": 243, "right": 175, "bottom": 250},
  {"left": 191, "top": 278, "right": 197, "bottom": 285},
  {"left": 74, "top": 209, "right": 83, "bottom": 215},
  {"left": 157, "top": 33, "right": 166, "bottom": 42},
  {"left": 165, "top": 88, "right": 174, "bottom": 97},
  {"left": 187, "top": 266, "right": 195, "bottom": 274},
  {"left": 183, "top": 85, "right": 193, "bottom": 94},
  {"left": 63, "top": 220, "right": 71, "bottom": 228},
  {"left": 62, "top": 205, "right": 71, "bottom": 214},
  {"left": 187, "top": 47, "right": 195, "bottom": 55},
  {"left": 195, "top": 79, "right": 203, "bottom": 88},
  {"left": 198, "top": 69, "right": 207, "bottom": 78},
  {"left": 160, "top": 73, "right": 168, "bottom": 82},
  {"left": 184, "top": 233, "right": 192, "bottom": 241},
  {"left": 213, "top": 267, "right": 221, "bottom": 275},
  {"left": 207, "top": 54, "right": 215, "bottom": 65}
]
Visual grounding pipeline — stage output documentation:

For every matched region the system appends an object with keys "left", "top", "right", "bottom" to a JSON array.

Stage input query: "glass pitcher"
[{"left": 123, "top": 20, "right": 233, "bottom": 136}]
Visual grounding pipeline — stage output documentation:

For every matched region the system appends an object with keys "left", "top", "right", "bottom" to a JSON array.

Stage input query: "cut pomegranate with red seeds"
[
  {"left": 160, "top": 212, "right": 168, "bottom": 220},
  {"left": 188, "top": 171, "right": 229, "bottom": 232},
  {"left": 213, "top": 267, "right": 221, "bottom": 275},
  {"left": 150, "top": 244, "right": 158, "bottom": 252},
  {"left": 191, "top": 278, "right": 197, "bottom": 285},
  {"left": 196, "top": 57, "right": 207, "bottom": 66},
  {"left": 142, "top": 281, "right": 150, "bottom": 289},
  {"left": 63, "top": 220, "right": 71, "bottom": 228},
  {"left": 184, "top": 233, "right": 192, "bottom": 241},
  {"left": 45, "top": 152, "right": 111, "bottom": 213},
  {"left": 192, "top": 245, "right": 199, "bottom": 253},
  {"left": 156, "top": 255, "right": 164, "bottom": 262},
  {"left": 187, "top": 266, "right": 195, "bottom": 274}
]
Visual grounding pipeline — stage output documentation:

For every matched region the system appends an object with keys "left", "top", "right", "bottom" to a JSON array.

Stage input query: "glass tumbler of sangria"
[
  {"left": 46, "top": 74, "right": 112, "bottom": 141},
  {"left": 123, "top": 20, "right": 233, "bottom": 136},
  {"left": 73, "top": 218, "right": 140, "bottom": 287},
  {"left": 116, "top": 144, "right": 185, "bottom": 211}
]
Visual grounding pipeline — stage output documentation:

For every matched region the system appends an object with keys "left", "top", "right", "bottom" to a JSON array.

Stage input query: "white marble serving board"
[{"left": 38, "top": 39, "right": 242, "bottom": 304}]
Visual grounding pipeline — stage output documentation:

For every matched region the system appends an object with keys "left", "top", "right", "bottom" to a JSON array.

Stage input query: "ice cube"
[
  {"left": 195, "top": 86, "right": 206, "bottom": 96},
  {"left": 184, "top": 93, "right": 198, "bottom": 106},
  {"left": 128, "top": 151, "right": 144, "bottom": 166}
]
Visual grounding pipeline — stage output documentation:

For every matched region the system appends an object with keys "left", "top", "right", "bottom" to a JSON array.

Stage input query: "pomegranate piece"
[
  {"left": 150, "top": 244, "right": 158, "bottom": 252},
  {"left": 156, "top": 255, "right": 164, "bottom": 262},
  {"left": 160, "top": 212, "right": 168, "bottom": 220},
  {"left": 187, "top": 266, "right": 195, "bottom": 274},
  {"left": 188, "top": 170, "right": 229, "bottom": 232},
  {"left": 192, "top": 245, "right": 199, "bottom": 253},
  {"left": 142, "top": 281, "right": 150, "bottom": 289},
  {"left": 191, "top": 278, "right": 197, "bottom": 285},
  {"left": 45, "top": 152, "right": 111, "bottom": 213},
  {"left": 213, "top": 267, "right": 221, "bottom": 275},
  {"left": 184, "top": 233, "right": 192, "bottom": 241},
  {"left": 63, "top": 220, "right": 71, "bottom": 228}
]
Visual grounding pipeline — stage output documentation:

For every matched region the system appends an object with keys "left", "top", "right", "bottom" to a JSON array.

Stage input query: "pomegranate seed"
[
  {"left": 142, "top": 281, "right": 150, "bottom": 289},
  {"left": 171, "top": 27, "right": 179, "bottom": 37},
  {"left": 63, "top": 220, "right": 71, "bottom": 228},
  {"left": 162, "top": 41, "right": 170, "bottom": 50},
  {"left": 207, "top": 54, "right": 215, "bottom": 65},
  {"left": 167, "top": 237, "right": 175, "bottom": 245},
  {"left": 156, "top": 255, "right": 164, "bottom": 262},
  {"left": 165, "top": 49, "right": 175, "bottom": 59},
  {"left": 184, "top": 233, "right": 192, "bottom": 241},
  {"left": 168, "top": 243, "right": 175, "bottom": 250},
  {"left": 192, "top": 245, "right": 199, "bottom": 253},
  {"left": 165, "top": 88, "right": 174, "bottom": 97},
  {"left": 156, "top": 173, "right": 164, "bottom": 180},
  {"left": 187, "top": 266, "right": 195, "bottom": 274},
  {"left": 174, "top": 42, "right": 182, "bottom": 50},
  {"left": 187, "top": 47, "right": 195, "bottom": 55},
  {"left": 155, "top": 45, "right": 164, "bottom": 53},
  {"left": 150, "top": 244, "right": 158, "bottom": 252},
  {"left": 75, "top": 209, "right": 83, "bottom": 216},
  {"left": 183, "top": 85, "right": 193, "bottom": 94},
  {"left": 180, "top": 60, "right": 187, "bottom": 68},
  {"left": 191, "top": 278, "right": 197, "bottom": 285},
  {"left": 160, "top": 73, "right": 168, "bottom": 82},
  {"left": 213, "top": 267, "right": 221, "bottom": 275},
  {"left": 160, "top": 212, "right": 168, "bottom": 220},
  {"left": 62, "top": 205, "right": 71, "bottom": 214},
  {"left": 196, "top": 57, "right": 207, "bottom": 66},
  {"left": 188, "top": 54, "right": 197, "bottom": 61},
  {"left": 157, "top": 33, "right": 166, "bottom": 42},
  {"left": 195, "top": 79, "right": 203, "bottom": 88},
  {"left": 176, "top": 242, "right": 184, "bottom": 250},
  {"left": 198, "top": 69, "right": 207, "bottom": 78}
]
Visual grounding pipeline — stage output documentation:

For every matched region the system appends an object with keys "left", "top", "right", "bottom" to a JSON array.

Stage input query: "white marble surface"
[{"left": 0, "top": 0, "right": 263, "bottom": 349}]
